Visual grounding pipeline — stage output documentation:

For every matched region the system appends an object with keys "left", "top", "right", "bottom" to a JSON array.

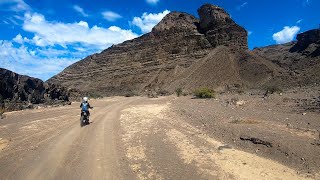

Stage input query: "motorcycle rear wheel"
[{"left": 80, "top": 116, "right": 84, "bottom": 127}]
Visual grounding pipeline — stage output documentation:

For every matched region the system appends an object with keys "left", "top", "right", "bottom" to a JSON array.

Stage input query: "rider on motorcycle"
[{"left": 80, "top": 97, "right": 92, "bottom": 117}]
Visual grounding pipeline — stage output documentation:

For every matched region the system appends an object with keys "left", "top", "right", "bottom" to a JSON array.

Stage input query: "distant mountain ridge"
[{"left": 253, "top": 29, "right": 320, "bottom": 88}]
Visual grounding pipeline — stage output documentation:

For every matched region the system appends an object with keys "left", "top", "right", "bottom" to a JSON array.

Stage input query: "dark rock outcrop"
[
  {"left": 152, "top": 12, "right": 199, "bottom": 34},
  {"left": 198, "top": 4, "right": 248, "bottom": 50},
  {"left": 290, "top": 29, "right": 320, "bottom": 57},
  {"left": 0, "top": 68, "right": 70, "bottom": 111}
]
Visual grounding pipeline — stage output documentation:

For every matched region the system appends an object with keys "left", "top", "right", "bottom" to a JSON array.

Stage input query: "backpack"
[{"left": 81, "top": 102, "right": 89, "bottom": 111}]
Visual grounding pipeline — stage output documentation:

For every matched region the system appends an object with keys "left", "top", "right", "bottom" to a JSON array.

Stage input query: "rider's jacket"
[{"left": 80, "top": 102, "right": 91, "bottom": 111}]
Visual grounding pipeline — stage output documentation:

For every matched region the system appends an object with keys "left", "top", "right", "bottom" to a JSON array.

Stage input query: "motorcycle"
[{"left": 80, "top": 110, "right": 90, "bottom": 127}]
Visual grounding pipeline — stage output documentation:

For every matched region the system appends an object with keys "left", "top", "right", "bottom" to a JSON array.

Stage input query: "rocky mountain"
[
  {"left": 0, "top": 68, "right": 70, "bottom": 111},
  {"left": 253, "top": 29, "right": 320, "bottom": 88},
  {"left": 48, "top": 4, "right": 275, "bottom": 96},
  {"left": 48, "top": 4, "right": 318, "bottom": 96}
]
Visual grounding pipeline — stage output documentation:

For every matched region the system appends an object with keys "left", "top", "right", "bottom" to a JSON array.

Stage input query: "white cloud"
[
  {"left": 272, "top": 26, "right": 300, "bottom": 44},
  {"left": 11, "top": 0, "right": 29, "bottom": 11},
  {"left": 0, "top": 40, "right": 78, "bottom": 80},
  {"left": 102, "top": 11, "right": 122, "bottom": 22},
  {"left": 13, "top": 15, "right": 24, "bottom": 21},
  {"left": 237, "top": 2, "right": 248, "bottom": 10},
  {"left": 2, "top": 20, "right": 9, "bottom": 25},
  {"left": 7, "top": 17, "right": 20, "bottom": 25},
  {"left": 0, "top": 0, "right": 30, "bottom": 12},
  {"left": 0, "top": 12, "right": 140, "bottom": 80},
  {"left": 73, "top": 5, "right": 88, "bottom": 17},
  {"left": 146, "top": 0, "right": 160, "bottom": 5},
  {"left": 23, "top": 12, "right": 138, "bottom": 49},
  {"left": 132, "top": 10, "right": 170, "bottom": 33},
  {"left": 13, "top": 34, "right": 23, "bottom": 43},
  {"left": 303, "top": 0, "right": 312, "bottom": 6},
  {"left": 296, "top": 19, "right": 303, "bottom": 24}
]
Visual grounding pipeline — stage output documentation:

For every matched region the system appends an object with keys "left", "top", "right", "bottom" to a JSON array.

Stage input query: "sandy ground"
[{"left": 0, "top": 95, "right": 319, "bottom": 180}]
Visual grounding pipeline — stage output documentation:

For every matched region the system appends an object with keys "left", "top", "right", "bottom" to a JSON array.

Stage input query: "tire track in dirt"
[
  {"left": 0, "top": 115, "right": 80, "bottom": 178},
  {"left": 0, "top": 97, "right": 134, "bottom": 180},
  {"left": 52, "top": 97, "right": 137, "bottom": 179},
  {"left": 0, "top": 96, "right": 317, "bottom": 180},
  {"left": 119, "top": 98, "right": 315, "bottom": 180}
]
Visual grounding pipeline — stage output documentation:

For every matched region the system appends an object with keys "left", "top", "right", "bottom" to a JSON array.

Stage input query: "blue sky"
[{"left": 0, "top": 0, "right": 319, "bottom": 80}]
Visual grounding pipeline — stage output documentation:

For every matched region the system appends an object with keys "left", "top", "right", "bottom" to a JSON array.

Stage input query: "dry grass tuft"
[
  {"left": 230, "top": 119, "right": 259, "bottom": 124},
  {"left": 0, "top": 107, "right": 5, "bottom": 119}
]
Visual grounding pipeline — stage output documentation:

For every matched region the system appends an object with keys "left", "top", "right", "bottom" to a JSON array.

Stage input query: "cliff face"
[
  {"left": 0, "top": 68, "right": 70, "bottom": 111},
  {"left": 47, "top": 4, "right": 277, "bottom": 96},
  {"left": 290, "top": 29, "right": 320, "bottom": 57}
]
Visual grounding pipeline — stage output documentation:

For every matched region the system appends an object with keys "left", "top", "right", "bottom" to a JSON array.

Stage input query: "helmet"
[{"left": 83, "top": 97, "right": 88, "bottom": 102}]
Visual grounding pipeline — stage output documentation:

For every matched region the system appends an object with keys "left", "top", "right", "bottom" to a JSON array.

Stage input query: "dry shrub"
[
  {"left": 194, "top": 88, "right": 215, "bottom": 98},
  {"left": 158, "top": 89, "right": 170, "bottom": 96},
  {"left": 266, "top": 86, "right": 283, "bottom": 94},
  {"left": 0, "top": 107, "right": 5, "bottom": 119},
  {"left": 230, "top": 119, "right": 259, "bottom": 124},
  {"left": 175, "top": 88, "right": 182, "bottom": 97}
]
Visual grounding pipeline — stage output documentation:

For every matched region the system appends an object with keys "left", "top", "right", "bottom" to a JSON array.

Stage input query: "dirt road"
[{"left": 0, "top": 96, "right": 318, "bottom": 179}]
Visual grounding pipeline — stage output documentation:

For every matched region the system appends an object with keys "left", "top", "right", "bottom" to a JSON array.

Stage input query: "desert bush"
[
  {"left": 147, "top": 91, "right": 158, "bottom": 98},
  {"left": 237, "top": 89, "right": 245, "bottom": 95},
  {"left": 175, "top": 88, "right": 183, "bottom": 97},
  {"left": 88, "top": 92, "right": 103, "bottom": 99},
  {"left": 230, "top": 118, "right": 259, "bottom": 124},
  {"left": 282, "top": 97, "right": 291, "bottom": 103},
  {"left": 158, "top": 89, "right": 169, "bottom": 96},
  {"left": 265, "top": 86, "right": 283, "bottom": 95},
  {"left": 125, "top": 91, "right": 135, "bottom": 97},
  {"left": 194, "top": 88, "right": 215, "bottom": 98},
  {"left": 0, "top": 107, "right": 5, "bottom": 119}
]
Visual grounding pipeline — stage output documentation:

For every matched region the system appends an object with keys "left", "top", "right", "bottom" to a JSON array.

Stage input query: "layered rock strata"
[{"left": 48, "top": 4, "right": 276, "bottom": 96}]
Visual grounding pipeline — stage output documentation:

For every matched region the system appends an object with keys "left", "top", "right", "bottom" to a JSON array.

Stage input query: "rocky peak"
[
  {"left": 290, "top": 29, "right": 320, "bottom": 56},
  {"left": 197, "top": 4, "right": 248, "bottom": 50},
  {"left": 198, "top": 4, "right": 233, "bottom": 32},
  {"left": 152, "top": 12, "right": 199, "bottom": 34},
  {"left": 296, "top": 29, "right": 320, "bottom": 45}
]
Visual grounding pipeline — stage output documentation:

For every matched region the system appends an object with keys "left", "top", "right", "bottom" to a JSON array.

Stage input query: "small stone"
[
  {"left": 302, "top": 113, "right": 307, "bottom": 115},
  {"left": 236, "top": 100, "right": 246, "bottom": 106}
]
